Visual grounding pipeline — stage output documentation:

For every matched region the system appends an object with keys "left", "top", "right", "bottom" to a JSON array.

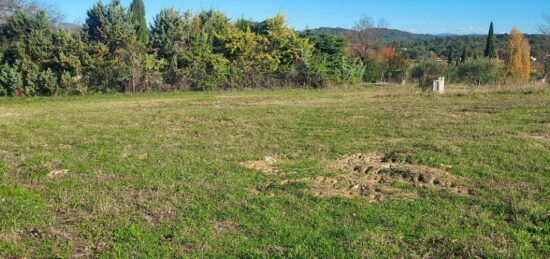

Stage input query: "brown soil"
[
  {"left": 312, "top": 153, "right": 471, "bottom": 201},
  {"left": 245, "top": 153, "right": 472, "bottom": 202}
]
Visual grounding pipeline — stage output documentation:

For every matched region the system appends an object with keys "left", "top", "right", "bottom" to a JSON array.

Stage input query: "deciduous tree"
[
  {"left": 505, "top": 27, "right": 531, "bottom": 83},
  {"left": 0, "top": 0, "right": 62, "bottom": 23}
]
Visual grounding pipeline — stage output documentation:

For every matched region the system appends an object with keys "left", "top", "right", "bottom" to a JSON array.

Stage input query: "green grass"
[{"left": 0, "top": 85, "right": 549, "bottom": 257}]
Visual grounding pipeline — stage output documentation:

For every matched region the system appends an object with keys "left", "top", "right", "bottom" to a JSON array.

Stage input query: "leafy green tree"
[
  {"left": 302, "top": 32, "right": 355, "bottom": 83},
  {"left": 255, "top": 14, "right": 309, "bottom": 72},
  {"left": 484, "top": 22, "right": 496, "bottom": 58},
  {"left": 128, "top": 0, "right": 149, "bottom": 45}
]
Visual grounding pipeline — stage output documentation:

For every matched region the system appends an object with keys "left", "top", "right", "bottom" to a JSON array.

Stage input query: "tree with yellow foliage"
[{"left": 505, "top": 28, "right": 531, "bottom": 83}]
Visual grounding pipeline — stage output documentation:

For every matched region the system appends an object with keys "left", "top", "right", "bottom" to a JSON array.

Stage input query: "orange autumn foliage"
[
  {"left": 381, "top": 46, "right": 397, "bottom": 61},
  {"left": 505, "top": 28, "right": 531, "bottom": 83}
]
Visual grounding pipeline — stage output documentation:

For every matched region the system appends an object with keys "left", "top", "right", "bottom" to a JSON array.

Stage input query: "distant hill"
[
  {"left": 305, "top": 27, "right": 437, "bottom": 43},
  {"left": 304, "top": 27, "right": 549, "bottom": 60},
  {"left": 306, "top": 27, "right": 544, "bottom": 44}
]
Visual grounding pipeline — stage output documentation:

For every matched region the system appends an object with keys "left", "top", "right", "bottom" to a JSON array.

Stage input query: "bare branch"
[
  {"left": 0, "top": 0, "right": 64, "bottom": 23},
  {"left": 353, "top": 15, "right": 373, "bottom": 32},
  {"left": 539, "top": 15, "right": 550, "bottom": 36}
]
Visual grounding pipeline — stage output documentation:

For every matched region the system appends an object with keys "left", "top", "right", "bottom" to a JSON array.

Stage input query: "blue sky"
[{"left": 43, "top": 0, "right": 548, "bottom": 34}]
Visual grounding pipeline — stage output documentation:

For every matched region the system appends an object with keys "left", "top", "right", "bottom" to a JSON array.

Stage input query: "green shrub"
[
  {"left": 0, "top": 64, "right": 23, "bottom": 96},
  {"left": 340, "top": 57, "right": 365, "bottom": 84},
  {"left": 38, "top": 69, "right": 57, "bottom": 95},
  {"left": 363, "top": 57, "right": 386, "bottom": 83},
  {"left": 457, "top": 58, "right": 499, "bottom": 86},
  {"left": 410, "top": 60, "right": 445, "bottom": 87}
]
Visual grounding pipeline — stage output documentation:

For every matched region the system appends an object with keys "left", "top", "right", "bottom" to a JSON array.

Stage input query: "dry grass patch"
[
  {"left": 213, "top": 220, "right": 240, "bottom": 236},
  {"left": 47, "top": 169, "right": 70, "bottom": 178},
  {"left": 241, "top": 156, "right": 280, "bottom": 175}
]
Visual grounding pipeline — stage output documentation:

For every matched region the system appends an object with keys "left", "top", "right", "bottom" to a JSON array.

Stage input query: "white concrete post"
[{"left": 433, "top": 77, "right": 445, "bottom": 94}]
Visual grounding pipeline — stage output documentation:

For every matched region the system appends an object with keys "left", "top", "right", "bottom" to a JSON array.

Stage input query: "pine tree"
[
  {"left": 484, "top": 22, "right": 496, "bottom": 58},
  {"left": 82, "top": 1, "right": 107, "bottom": 43},
  {"left": 151, "top": 8, "right": 189, "bottom": 62},
  {"left": 128, "top": 0, "right": 149, "bottom": 45}
]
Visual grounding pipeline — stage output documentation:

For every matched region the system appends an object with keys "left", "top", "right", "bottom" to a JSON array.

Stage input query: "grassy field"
[{"left": 0, "top": 85, "right": 549, "bottom": 257}]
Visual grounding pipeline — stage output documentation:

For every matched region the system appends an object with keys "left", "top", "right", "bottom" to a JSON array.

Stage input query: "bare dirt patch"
[
  {"left": 240, "top": 156, "right": 280, "bottom": 175},
  {"left": 247, "top": 153, "right": 471, "bottom": 202},
  {"left": 314, "top": 153, "right": 471, "bottom": 201}
]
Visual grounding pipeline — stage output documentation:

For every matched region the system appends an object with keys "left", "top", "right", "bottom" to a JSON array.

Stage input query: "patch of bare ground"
[
  {"left": 240, "top": 156, "right": 280, "bottom": 175},
  {"left": 246, "top": 153, "right": 472, "bottom": 202},
  {"left": 318, "top": 153, "right": 471, "bottom": 201}
]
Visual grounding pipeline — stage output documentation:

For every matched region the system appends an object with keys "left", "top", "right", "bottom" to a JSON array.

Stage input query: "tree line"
[
  {"left": 0, "top": 0, "right": 545, "bottom": 96},
  {"left": 0, "top": 0, "right": 365, "bottom": 96},
  {"left": 410, "top": 24, "right": 533, "bottom": 87}
]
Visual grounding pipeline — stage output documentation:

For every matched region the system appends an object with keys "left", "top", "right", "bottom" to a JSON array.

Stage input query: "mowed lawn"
[{"left": 0, "top": 86, "right": 549, "bottom": 257}]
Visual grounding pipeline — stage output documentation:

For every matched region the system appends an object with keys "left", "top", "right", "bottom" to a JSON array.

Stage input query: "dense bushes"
[
  {"left": 0, "top": 11, "right": 88, "bottom": 96},
  {"left": 0, "top": 0, "right": 367, "bottom": 96}
]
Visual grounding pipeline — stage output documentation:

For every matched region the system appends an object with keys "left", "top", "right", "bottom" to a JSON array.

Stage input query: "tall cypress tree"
[
  {"left": 128, "top": 0, "right": 149, "bottom": 44},
  {"left": 461, "top": 46, "right": 468, "bottom": 63},
  {"left": 484, "top": 22, "right": 496, "bottom": 58},
  {"left": 447, "top": 45, "right": 454, "bottom": 64}
]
